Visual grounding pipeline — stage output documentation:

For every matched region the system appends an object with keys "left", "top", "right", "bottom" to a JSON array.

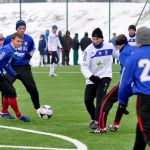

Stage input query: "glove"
[
  {"left": 24, "top": 52, "right": 32, "bottom": 59},
  {"left": 48, "top": 51, "right": 53, "bottom": 56},
  {"left": 89, "top": 75, "right": 101, "bottom": 84},
  {"left": 11, "top": 57, "right": 16, "bottom": 64},
  {"left": 16, "top": 74, "right": 22, "bottom": 80},
  {"left": 119, "top": 104, "right": 129, "bottom": 115},
  {"left": 0, "top": 75, "right": 5, "bottom": 81}
]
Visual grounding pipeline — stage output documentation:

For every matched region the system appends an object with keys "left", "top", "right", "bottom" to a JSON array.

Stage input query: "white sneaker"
[{"left": 53, "top": 73, "right": 58, "bottom": 77}]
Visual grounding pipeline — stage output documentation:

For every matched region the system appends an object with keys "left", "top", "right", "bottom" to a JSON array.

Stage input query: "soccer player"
[
  {"left": 127, "top": 25, "right": 136, "bottom": 46},
  {"left": 91, "top": 34, "right": 136, "bottom": 133},
  {"left": 81, "top": 27, "right": 119, "bottom": 129},
  {"left": 1, "top": 20, "right": 40, "bottom": 115},
  {"left": 118, "top": 26, "right": 150, "bottom": 150},
  {"left": 48, "top": 25, "right": 62, "bottom": 77},
  {"left": 0, "top": 32, "right": 30, "bottom": 122}
]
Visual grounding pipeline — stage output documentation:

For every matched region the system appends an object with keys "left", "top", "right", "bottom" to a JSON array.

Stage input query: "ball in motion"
[{"left": 38, "top": 105, "right": 53, "bottom": 119}]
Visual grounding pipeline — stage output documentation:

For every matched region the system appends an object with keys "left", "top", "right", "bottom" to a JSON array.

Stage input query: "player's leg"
[
  {"left": 92, "top": 77, "right": 111, "bottom": 129},
  {"left": 16, "top": 65, "right": 40, "bottom": 110},
  {"left": 99, "top": 83, "right": 119, "bottom": 131},
  {"left": 133, "top": 123, "right": 146, "bottom": 150},
  {"left": 0, "top": 78, "right": 30, "bottom": 122},
  {"left": 53, "top": 51, "right": 59, "bottom": 76},
  {"left": 49, "top": 52, "right": 54, "bottom": 76},
  {"left": 1, "top": 75, "right": 16, "bottom": 118},
  {"left": 84, "top": 84, "right": 96, "bottom": 128},
  {"left": 136, "top": 95, "right": 150, "bottom": 149}
]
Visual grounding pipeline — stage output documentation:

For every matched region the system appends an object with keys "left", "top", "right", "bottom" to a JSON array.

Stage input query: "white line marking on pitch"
[{"left": 0, "top": 125, "right": 87, "bottom": 150}]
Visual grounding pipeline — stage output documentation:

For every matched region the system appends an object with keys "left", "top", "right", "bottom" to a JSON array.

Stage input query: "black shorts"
[
  {"left": 137, "top": 94, "right": 150, "bottom": 145},
  {"left": 0, "top": 76, "right": 16, "bottom": 98}
]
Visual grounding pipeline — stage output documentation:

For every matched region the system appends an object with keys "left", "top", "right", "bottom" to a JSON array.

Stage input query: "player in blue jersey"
[
  {"left": 118, "top": 26, "right": 150, "bottom": 150},
  {"left": 91, "top": 34, "right": 136, "bottom": 133},
  {"left": 0, "top": 32, "right": 30, "bottom": 122},
  {"left": 1, "top": 20, "right": 40, "bottom": 116}
]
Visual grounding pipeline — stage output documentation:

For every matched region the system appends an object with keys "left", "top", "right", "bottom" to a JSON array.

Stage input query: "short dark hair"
[{"left": 12, "top": 32, "right": 23, "bottom": 40}]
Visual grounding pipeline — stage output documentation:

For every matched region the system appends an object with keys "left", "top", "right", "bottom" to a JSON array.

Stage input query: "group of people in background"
[{"left": 38, "top": 28, "right": 92, "bottom": 67}]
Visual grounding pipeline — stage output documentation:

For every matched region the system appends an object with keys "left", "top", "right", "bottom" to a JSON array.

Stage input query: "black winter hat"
[
  {"left": 116, "top": 34, "right": 128, "bottom": 45},
  {"left": 128, "top": 25, "right": 136, "bottom": 31},
  {"left": 16, "top": 20, "right": 26, "bottom": 30},
  {"left": 92, "top": 28, "right": 103, "bottom": 38}
]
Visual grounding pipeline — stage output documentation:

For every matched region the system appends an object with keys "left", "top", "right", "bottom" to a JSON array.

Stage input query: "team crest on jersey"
[{"left": 97, "top": 60, "right": 103, "bottom": 67}]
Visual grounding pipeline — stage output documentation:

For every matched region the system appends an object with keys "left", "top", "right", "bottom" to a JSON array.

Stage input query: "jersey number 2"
[{"left": 138, "top": 59, "right": 150, "bottom": 82}]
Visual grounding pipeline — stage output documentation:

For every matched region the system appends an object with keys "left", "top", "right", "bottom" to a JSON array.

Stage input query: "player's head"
[
  {"left": 128, "top": 25, "right": 136, "bottom": 37},
  {"left": 52, "top": 25, "right": 57, "bottom": 33},
  {"left": 115, "top": 34, "right": 128, "bottom": 51},
  {"left": 136, "top": 26, "right": 150, "bottom": 47},
  {"left": 92, "top": 28, "right": 103, "bottom": 45},
  {"left": 16, "top": 20, "right": 26, "bottom": 35},
  {"left": 11, "top": 32, "right": 23, "bottom": 49}
]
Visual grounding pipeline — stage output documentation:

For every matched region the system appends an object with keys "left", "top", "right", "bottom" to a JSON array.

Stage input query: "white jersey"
[
  {"left": 48, "top": 32, "right": 62, "bottom": 51},
  {"left": 81, "top": 42, "right": 119, "bottom": 85},
  {"left": 127, "top": 34, "right": 136, "bottom": 46}
]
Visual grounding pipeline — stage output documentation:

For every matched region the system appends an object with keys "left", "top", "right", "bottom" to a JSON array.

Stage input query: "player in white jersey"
[
  {"left": 48, "top": 25, "right": 62, "bottom": 77},
  {"left": 81, "top": 28, "right": 119, "bottom": 130},
  {"left": 127, "top": 25, "right": 136, "bottom": 46}
]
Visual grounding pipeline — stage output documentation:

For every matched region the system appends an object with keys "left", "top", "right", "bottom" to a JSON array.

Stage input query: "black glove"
[
  {"left": 24, "top": 52, "right": 32, "bottom": 59},
  {"left": 16, "top": 74, "right": 22, "bottom": 80},
  {"left": 119, "top": 104, "right": 129, "bottom": 115},
  {"left": 11, "top": 57, "right": 16, "bottom": 64},
  {"left": 0, "top": 75, "right": 5, "bottom": 81},
  {"left": 89, "top": 75, "right": 101, "bottom": 84}
]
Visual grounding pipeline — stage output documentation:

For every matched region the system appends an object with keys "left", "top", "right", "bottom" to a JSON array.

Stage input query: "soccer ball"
[{"left": 38, "top": 105, "right": 53, "bottom": 119}]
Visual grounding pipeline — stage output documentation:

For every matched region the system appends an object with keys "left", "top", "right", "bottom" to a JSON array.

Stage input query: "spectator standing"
[
  {"left": 58, "top": 31, "right": 65, "bottom": 66},
  {"left": 72, "top": 33, "right": 80, "bottom": 65},
  {"left": 38, "top": 34, "right": 47, "bottom": 66},
  {"left": 45, "top": 29, "right": 50, "bottom": 64},
  {"left": 80, "top": 32, "right": 92, "bottom": 52},
  {"left": 63, "top": 31, "right": 73, "bottom": 66}
]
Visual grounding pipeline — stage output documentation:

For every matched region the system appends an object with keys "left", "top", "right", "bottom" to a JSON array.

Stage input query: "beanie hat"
[
  {"left": 116, "top": 34, "right": 128, "bottom": 45},
  {"left": 16, "top": 20, "right": 26, "bottom": 30},
  {"left": 92, "top": 28, "right": 103, "bottom": 38},
  {"left": 52, "top": 25, "right": 57, "bottom": 30},
  {"left": 136, "top": 26, "right": 150, "bottom": 45},
  {"left": 128, "top": 25, "right": 136, "bottom": 31}
]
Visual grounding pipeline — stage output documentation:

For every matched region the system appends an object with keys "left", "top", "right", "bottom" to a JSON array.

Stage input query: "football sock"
[
  {"left": 1, "top": 96, "right": 9, "bottom": 113},
  {"left": 8, "top": 97, "right": 22, "bottom": 118}
]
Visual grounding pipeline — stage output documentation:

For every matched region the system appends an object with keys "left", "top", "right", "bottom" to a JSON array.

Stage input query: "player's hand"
[
  {"left": 16, "top": 74, "right": 22, "bottom": 80},
  {"left": 119, "top": 104, "right": 129, "bottom": 115},
  {"left": 60, "top": 48, "right": 64, "bottom": 52},
  {"left": 89, "top": 75, "right": 101, "bottom": 84},
  {"left": 24, "top": 52, "right": 32, "bottom": 59}
]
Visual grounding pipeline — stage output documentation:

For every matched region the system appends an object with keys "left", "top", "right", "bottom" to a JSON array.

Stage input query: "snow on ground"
[{"left": 0, "top": 2, "right": 149, "bottom": 66}]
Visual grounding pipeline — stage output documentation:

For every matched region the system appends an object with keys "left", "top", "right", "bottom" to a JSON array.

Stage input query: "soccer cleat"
[
  {"left": 19, "top": 115, "right": 30, "bottom": 122},
  {"left": 0, "top": 112, "right": 15, "bottom": 119},
  {"left": 91, "top": 121, "right": 98, "bottom": 129},
  {"left": 89, "top": 120, "right": 95, "bottom": 128},
  {"left": 90, "top": 128, "right": 107, "bottom": 134},
  {"left": 107, "top": 124, "right": 118, "bottom": 132}
]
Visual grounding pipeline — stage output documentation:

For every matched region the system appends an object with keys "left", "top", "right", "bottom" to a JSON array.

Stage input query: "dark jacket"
[
  {"left": 72, "top": 36, "right": 80, "bottom": 51},
  {"left": 38, "top": 39, "right": 47, "bottom": 55},
  {"left": 80, "top": 33, "right": 92, "bottom": 51},
  {"left": 64, "top": 32, "right": 73, "bottom": 51}
]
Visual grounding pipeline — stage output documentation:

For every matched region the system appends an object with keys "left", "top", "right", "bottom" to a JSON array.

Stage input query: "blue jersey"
[
  {"left": 119, "top": 44, "right": 137, "bottom": 74},
  {"left": 0, "top": 44, "right": 17, "bottom": 77},
  {"left": 3, "top": 34, "right": 35, "bottom": 66},
  {"left": 119, "top": 46, "right": 150, "bottom": 105}
]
